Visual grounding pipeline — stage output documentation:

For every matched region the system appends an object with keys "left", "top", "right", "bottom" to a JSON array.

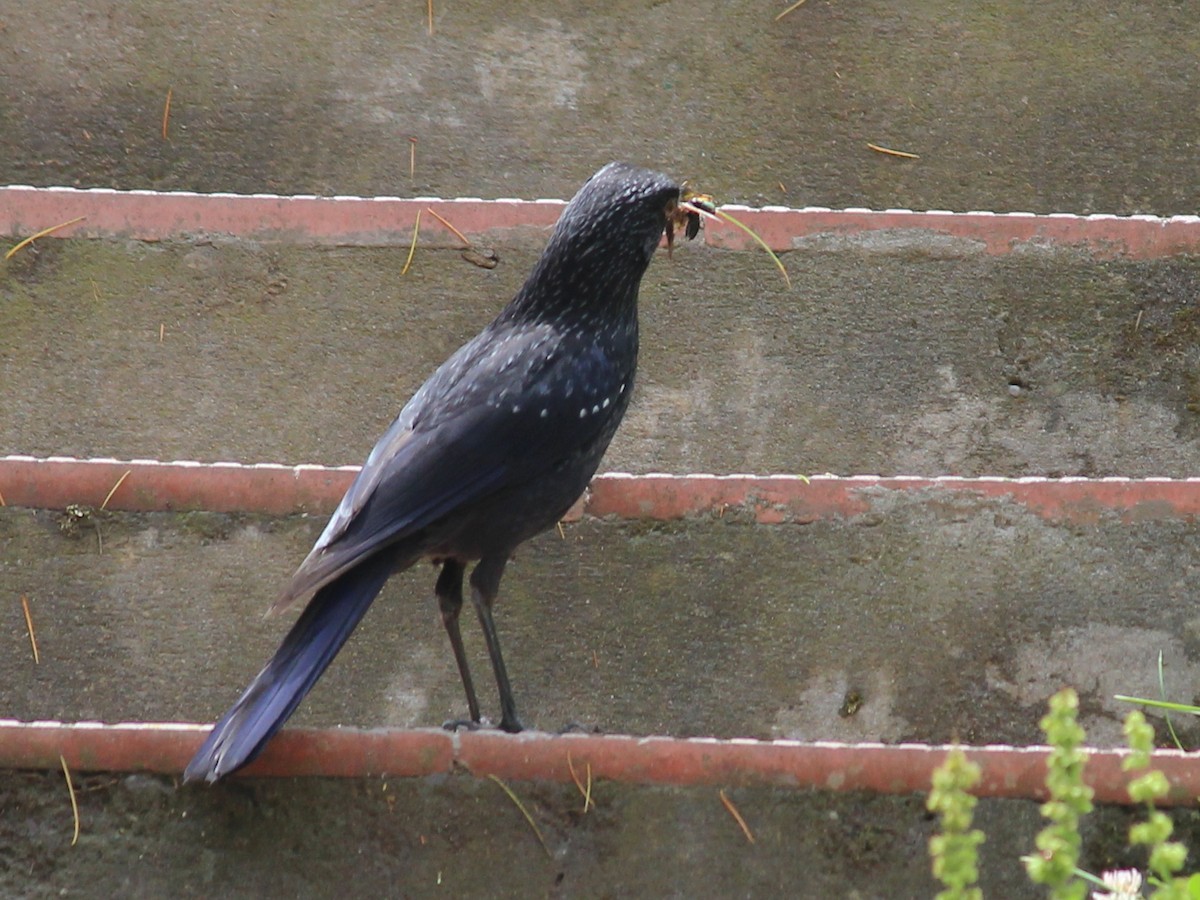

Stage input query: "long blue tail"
[{"left": 184, "top": 552, "right": 396, "bottom": 783}]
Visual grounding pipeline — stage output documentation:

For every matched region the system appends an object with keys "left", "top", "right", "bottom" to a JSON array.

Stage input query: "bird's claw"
[
  {"left": 441, "top": 715, "right": 526, "bottom": 733},
  {"left": 442, "top": 717, "right": 483, "bottom": 732},
  {"left": 498, "top": 715, "right": 525, "bottom": 734}
]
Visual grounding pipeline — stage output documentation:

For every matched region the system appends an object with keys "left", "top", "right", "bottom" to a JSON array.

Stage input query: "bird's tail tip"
[{"left": 183, "top": 551, "right": 397, "bottom": 782}]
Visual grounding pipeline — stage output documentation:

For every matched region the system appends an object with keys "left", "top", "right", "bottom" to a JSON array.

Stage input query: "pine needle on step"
[
  {"left": 20, "top": 594, "right": 39, "bottom": 664},
  {"left": 719, "top": 789, "right": 756, "bottom": 844},
  {"left": 60, "top": 756, "right": 80, "bottom": 846},
  {"left": 100, "top": 470, "right": 131, "bottom": 511},
  {"left": 487, "top": 774, "right": 552, "bottom": 858},
  {"left": 5, "top": 216, "right": 87, "bottom": 260},
  {"left": 402, "top": 210, "right": 422, "bottom": 275}
]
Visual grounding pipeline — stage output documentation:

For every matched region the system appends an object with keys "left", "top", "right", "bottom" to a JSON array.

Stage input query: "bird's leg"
[
  {"left": 470, "top": 555, "right": 524, "bottom": 733},
  {"left": 435, "top": 559, "right": 482, "bottom": 726}
]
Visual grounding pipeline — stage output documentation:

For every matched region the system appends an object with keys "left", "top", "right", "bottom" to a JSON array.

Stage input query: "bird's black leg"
[
  {"left": 436, "top": 559, "right": 482, "bottom": 726},
  {"left": 470, "top": 554, "right": 524, "bottom": 733}
]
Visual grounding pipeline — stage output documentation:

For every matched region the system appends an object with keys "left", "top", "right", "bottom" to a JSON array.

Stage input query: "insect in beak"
[
  {"left": 665, "top": 187, "right": 719, "bottom": 257},
  {"left": 667, "top": 183, "right": 791, "bottom": 286}
]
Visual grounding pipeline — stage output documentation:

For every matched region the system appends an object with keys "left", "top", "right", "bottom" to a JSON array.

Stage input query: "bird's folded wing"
[
  {"left": 271, "top": 354, "right": 621, "bottom": 612},
  {"left": 271, "top": 407, "right": 513, "bottom": 612}
]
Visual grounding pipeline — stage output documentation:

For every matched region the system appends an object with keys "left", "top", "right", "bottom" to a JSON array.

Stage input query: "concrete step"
[
  {"left": 0, "top": 766, "right": 1096, "bottom": 899},
  {"left": 5, "top": 465, "right": 1196, "bottom": 896},
  {"left": 5, "top": 195, "right": 1197, "bottom": 896},
  {"left": 0, "top": 723, "right": 1191, "bottom": 898},
  {"left": 4, "top": 194, "right": 1200, "bottom": 477},
  {"left": 6, "top": 1, "right": 1198, "bottom": 892},
  {"left": 4, "top": 1, "right": 1197, "bottom": 217},
  {"left": 5, "top": 467, "right": 1199, "bottom": 749}
]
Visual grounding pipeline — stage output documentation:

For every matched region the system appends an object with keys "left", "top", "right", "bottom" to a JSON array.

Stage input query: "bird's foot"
[
  {"left": 441, "top": 715, "right": 526, "bottom": 733},
  {"left": 442, "top": 717, "right": 483, "bottom": 732},
  {"left": 558, "top": 721, "right": 603, "bottom": 735}
]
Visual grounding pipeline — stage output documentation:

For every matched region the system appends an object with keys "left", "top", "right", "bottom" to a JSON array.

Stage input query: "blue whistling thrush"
[{"left": 184, "top": 162, "right": 705, "bottom": 782}]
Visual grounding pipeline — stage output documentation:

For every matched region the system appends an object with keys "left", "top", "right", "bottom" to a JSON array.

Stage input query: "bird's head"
[
  {"left": 547, "top": 162, "right": 706, "bottom": 273},
  {"left": 509, "top": 163, "right": 712, "bottom": 323}
]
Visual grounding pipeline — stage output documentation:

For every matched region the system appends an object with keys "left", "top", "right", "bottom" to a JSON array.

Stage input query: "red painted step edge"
[
  {"left": 0, "top": 720, "right": 1196, "bottom": 806},
  {"left": 4, "top": 456, "right": 1200, "bottom": 525},
  {"left": 3, "top": 185, "right": 1200, "bottom": 257}
]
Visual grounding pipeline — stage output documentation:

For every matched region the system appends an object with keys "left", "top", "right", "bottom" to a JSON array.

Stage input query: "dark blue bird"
[{"left": 184, "top": 162, "right": 704, "bottom": 782}]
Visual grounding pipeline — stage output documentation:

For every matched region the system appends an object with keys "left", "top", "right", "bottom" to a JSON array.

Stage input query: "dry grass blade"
[
  {"left": 100, "top": 469, "right": 132, "bottom": 511},
  {"left": 401, "top": 210, "right": 422, "bottom": 275},
  {"left": 566, "top": 752, "right": 595, "bottom": 813},
  {"left": 713, "top": 209, "right": 791, "bottom": 287},
  {"left": 60, "top": 756, "right": 80, "bottom": 846},
  {"left": 719, "top": 789, "right": 756, "bottom": 844},
  {"left": 774, "top": 0, "right": 808, "bottom": 20},
  {"left": 425, "top": 208, "right": 471, "bottom": 248},
  {"left": 0, "top": 486, "right": 5, "bottom": 506},
  {"left": 487, "top": 774, "right": 552, "bottom": 858},
  {"left": 409, "top": 137, "right": 417, "bottom": 180},
  {"left": 5, "top": 216, "right": 87, "bottom": 260},
  {"left": 427, "top": 0, "right": 433, "bottom": 35},
  {"left": 162, "top": 87, "right": 173, "bottom": 140},
  {"left": 867, "top": 142, "right": 920, "bottom": 159},
  {"left": 20, "top": 594, "right": 39, "bottom": 664}
]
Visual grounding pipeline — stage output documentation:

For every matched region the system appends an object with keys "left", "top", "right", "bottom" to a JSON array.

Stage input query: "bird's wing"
[{"left": 272, "top": 324, "right": 625, "bottom": 612}]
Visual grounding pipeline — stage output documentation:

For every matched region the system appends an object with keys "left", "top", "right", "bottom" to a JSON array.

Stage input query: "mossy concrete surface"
[
  {"left": 5, "top": 497, "right": 1200, "bottom": 749},
  {"left": 1, "top": 2, "right": 1197, "bottom": 215},
  {"left": 4, "top": 238, "right": 1200, "bottom": 476},
  {"left": 5, "top": 769, "right": 1143, "bottom": 900}
]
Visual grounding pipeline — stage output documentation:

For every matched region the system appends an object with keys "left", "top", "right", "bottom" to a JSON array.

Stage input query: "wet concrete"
[
  {"left": 1, "top": 2, "right": 1197, "bottom": 214},
  {"left": 4, "top": 238, "right": 1200, "bottom": 476},
  {"left": 5, "top": 495, "right": 1200, "bottom": 750}
]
